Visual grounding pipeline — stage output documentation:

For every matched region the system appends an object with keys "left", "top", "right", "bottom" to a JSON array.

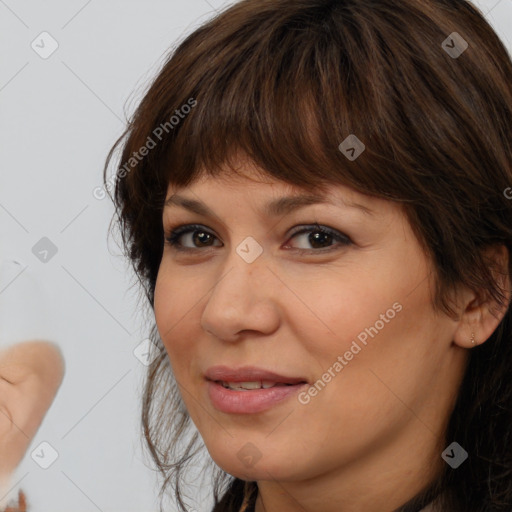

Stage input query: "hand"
[{"left": 0, "top": 341, "right": 65, "bottom": 485}]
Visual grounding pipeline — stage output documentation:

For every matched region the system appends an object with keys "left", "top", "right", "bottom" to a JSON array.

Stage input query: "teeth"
[{"left": 220, "top": 380, "right": 283, "bottom": 390}]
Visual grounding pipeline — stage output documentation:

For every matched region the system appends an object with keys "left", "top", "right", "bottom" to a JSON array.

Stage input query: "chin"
[{"left": 209, "top": 450, "right": 305, "bottom": 482}]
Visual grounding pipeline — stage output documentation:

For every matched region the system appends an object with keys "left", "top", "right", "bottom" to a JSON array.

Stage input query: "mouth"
[
  {"left": 204, "top": 365, "right": 308, "bottom": 385},
  {"left": 214, "top": 380, "right": 305, "bottom": 391},
  {"left": 206, "top": 380, "right": 309, "bottom": 414},
  {"left": 204, "top": 366, "right": 309, "bottom": 414}
]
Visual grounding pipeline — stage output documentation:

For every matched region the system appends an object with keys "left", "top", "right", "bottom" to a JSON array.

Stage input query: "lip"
[
  {"left": 204, "top": 365, "right": 308, "bottom": 384},
  {"left": 206, "top": 380, "right": 308, "bottom": 414},
  {"left": 204, "top": 365, "right": 309, "bottom": 414}
]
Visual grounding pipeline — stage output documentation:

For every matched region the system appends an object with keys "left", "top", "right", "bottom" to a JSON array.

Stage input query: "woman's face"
[{"left": 154, "top": 155, "right": 467, "bottom": 487}]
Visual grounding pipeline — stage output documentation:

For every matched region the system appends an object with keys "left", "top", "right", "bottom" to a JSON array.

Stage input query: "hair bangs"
[{"left": 156, "top": 7, "right": 403, "bottom": 200}]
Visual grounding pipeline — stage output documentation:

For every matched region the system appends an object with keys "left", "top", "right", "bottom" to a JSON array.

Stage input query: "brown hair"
[{"left": 104, "top": 0, "right": 512, "bottom": 510}]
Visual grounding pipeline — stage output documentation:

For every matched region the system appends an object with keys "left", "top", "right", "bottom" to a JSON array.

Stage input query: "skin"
[
  {"left": 154, "top": 154, "right": 510, "bottom": 512},
  {"left": 0, "top": 341, "right": 65, "bottom": 501}
]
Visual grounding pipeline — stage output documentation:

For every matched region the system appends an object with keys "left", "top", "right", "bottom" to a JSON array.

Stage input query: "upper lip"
[{"left": 205, "top": 365, "right": 308, "bottom": 384}]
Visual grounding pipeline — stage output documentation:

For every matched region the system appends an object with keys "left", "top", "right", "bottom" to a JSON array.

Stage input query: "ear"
[{"left": 453, "top": 244, "right": 511, "bottom": 349}]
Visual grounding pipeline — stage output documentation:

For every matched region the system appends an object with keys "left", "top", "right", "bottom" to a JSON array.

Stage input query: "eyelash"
[{"left": 163, "top": 223, "right": 352, "bottom": 255}]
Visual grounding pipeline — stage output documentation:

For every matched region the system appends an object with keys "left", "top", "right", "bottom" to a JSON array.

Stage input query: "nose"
[{"left": 200, "top": 248, "right": 281, "bottom": 342}]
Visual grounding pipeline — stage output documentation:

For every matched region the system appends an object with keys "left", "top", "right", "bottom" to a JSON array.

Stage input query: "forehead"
[
  {"left": 164, "top": 177, "right": 377, "bottom": 222},
  {"left": 165, "top": 153, "right": 351, "bottom": 199}
]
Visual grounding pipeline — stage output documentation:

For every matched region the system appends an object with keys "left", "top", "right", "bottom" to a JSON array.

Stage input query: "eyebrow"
[{"left": 164, "top": 193, "right": 374, "bottom": 218}]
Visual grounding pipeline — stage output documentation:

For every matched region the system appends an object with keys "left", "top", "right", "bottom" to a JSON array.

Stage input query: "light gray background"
[{"left": 0, "top": 1, "right": 511, "bottom": 511}]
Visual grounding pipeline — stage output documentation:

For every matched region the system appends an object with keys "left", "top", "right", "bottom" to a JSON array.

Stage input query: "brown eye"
[
  {"left": 285, "top": 224, "right": 352, "bottom": 252},
  {"left": 165, "top": 224, "right": 221, "bottom": 251}
]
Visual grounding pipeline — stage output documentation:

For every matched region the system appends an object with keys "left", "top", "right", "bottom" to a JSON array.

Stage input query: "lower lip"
[{"left": 206, "top": 380, "right": 308, "bottom": 414}]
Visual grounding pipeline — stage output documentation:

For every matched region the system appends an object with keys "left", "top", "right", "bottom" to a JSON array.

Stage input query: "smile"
[{"left": 206, "top": 380, "right": 308, "bottom": 414}]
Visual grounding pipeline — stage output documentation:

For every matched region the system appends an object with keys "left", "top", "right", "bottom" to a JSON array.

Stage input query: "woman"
[{"left": 103, "top": 0, "right": 512, "bottom": 510}]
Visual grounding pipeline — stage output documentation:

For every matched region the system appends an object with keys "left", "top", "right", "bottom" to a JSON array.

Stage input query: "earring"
[{"left": 470, "top": 331, "right": 476, "bottom": 345}]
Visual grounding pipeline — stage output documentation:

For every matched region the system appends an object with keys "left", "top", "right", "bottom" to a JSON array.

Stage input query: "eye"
[
  {"left": 163, "top": 223, "right": 352, "bottom": 253},
  {"left": 285, "top": 224, "right": 352, "bottom": 252},
  {"left": 164, "top": 224, "right": 221, "bottom": 252}
]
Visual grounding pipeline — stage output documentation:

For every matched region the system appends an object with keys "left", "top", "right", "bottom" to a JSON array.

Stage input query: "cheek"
[
  {"left": 291, "top": 250, "right": 437, "bottom": 407},
  {"left": 287, "top": 266, "right": 409, "bottom": 357},
  {"left": 154, "top": 267, "right": 185, "bottom": 361},
  {"left": 153, "top": 265, "right": 204, "bottom": 375},
  {"left": 154, "top": 260, "right": 189, "bottom": 337},
  {"left": 283, "top": 279, "right": 437, "bottom": 462}
]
